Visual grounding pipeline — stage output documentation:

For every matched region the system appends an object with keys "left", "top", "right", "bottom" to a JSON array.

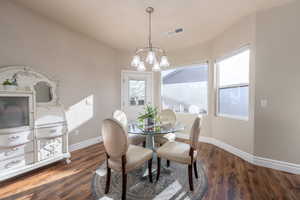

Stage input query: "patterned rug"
[{"left": 92, "top": 160, "right": 208, "bottom": 200}]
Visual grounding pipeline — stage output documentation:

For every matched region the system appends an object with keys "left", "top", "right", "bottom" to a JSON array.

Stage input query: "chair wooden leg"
[
  {"left": 122, "top": 171, "right": 127, "bottom": 200},
  {"left": 143, "top": 141, "right": 146, "bottom": 147},
  {"left": 188, "top": 164, "right": 194, "bottom": 191},
  {"left": 166, "top": 160, "right": 170, "bottom": 167},
  {"left": 156, "top": 157, "right": 161, "bottom": 181},
  {"left": 193, "top": 161, "right": 198, "bottom": 179},
  {"left": 148, "top": 158, "right": 153, "bottom": 183},
  {"left": 121, "top": 155, "right": 127, "bottom": 200},
  {"left": 105, "top": 167, "right": 111, "bottom": 194}
]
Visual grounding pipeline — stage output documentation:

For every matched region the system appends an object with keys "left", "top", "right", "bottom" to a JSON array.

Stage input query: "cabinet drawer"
[
  {"left": 0, "top": 131, "right": 33, "bottom": 148},
  {"left": 0, "top": 152, "right": 34, "bottom": 171},
  {"left": 38, "top": 137, "right": 63, "bottom": 161},
  {"left": 0, "top": 142, "right": 34, "bottom": 161},
  {"left": 36, "top": 125, "right": 66, "bottom": 139}
]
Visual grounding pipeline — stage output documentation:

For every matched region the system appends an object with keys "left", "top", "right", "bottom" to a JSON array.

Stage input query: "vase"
[{"left": 146, "top": 118, "right": 154, "bottom": 126}]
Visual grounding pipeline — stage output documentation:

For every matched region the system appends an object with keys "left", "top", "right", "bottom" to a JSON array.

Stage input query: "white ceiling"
[{"left": 15, "top": 0, "right": 293, "bottom": 52}]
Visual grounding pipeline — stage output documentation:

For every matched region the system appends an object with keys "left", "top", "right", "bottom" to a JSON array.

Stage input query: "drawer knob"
[
  {"left": 4, "top": 147, "right": 19, "bottom": 156},
  {"left": 8, "top": 135, "right": 20, "bottom": 141}
]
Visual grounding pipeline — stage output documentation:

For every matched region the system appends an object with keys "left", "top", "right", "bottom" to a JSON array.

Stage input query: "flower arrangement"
[{"left": 138, "top": 104, "right": 159, "bottom": 126}]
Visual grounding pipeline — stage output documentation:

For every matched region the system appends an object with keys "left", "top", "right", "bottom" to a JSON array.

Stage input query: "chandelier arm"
[{"left": 135, "top": 47, "right": 165, "bottom": 54}]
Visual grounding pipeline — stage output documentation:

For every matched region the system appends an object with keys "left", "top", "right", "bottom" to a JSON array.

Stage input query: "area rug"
[{"left": 92, "top": 160, "right": 208, "bottom": 200}]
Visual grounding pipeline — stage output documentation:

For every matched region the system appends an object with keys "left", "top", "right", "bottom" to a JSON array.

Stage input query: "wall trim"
[
  {"left": 199, "top": 136, "right": 254, "bottom": 163},
  {"left": 253, "top": 156, "right": 300, "bottom": 175},
  {"left": 198, "top": 136, "right": 300, "bottom": 175},
  {"left": 69, "top": 135, "right": 300, "bottom": 174},
  {"left": 69, "top": 136, "right": 102, "bottom": 152}
]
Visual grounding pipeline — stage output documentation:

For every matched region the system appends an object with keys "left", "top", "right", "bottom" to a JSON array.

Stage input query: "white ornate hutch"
[{"left": 0, "top": 66, "right": 70, "bottom": 181}]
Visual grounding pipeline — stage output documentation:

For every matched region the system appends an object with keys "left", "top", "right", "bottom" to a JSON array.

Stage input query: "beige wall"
[
  {"left": 0, "top": 0, "right": 120, "bottom": 145},
  {"left": 210, "top": 15, "right": 256, "bottom": 154},
  {"left": 255, "top": 1, "right": 300, "bottom": 164}
]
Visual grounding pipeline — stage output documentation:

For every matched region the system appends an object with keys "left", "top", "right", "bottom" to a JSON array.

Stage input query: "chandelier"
[{"left": 131, "top": 7, "right": 170, "bottom": 71}]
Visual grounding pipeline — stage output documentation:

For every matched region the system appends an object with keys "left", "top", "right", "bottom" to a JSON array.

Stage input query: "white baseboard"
[
  {"left": 69, "top": 136, "right": 102, "bottom": 152},
  {"left": 253, "top": 156, "right": 300, "bottom": 175},
  {"left": 199, "top": 136, "right": 300, "bottom": 175},
  {"left": 199, "top": 137, "right": 253, "bottom": 163}
]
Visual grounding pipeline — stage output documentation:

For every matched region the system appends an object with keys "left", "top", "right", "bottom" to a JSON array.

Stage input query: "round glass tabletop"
[{"left": 128, "top": 122, "right": 184, "bottom": 135}]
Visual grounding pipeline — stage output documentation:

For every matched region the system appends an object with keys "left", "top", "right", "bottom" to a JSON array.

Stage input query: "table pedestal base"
[
  {"left": 141, "top": 135, "right": 171, "bottom": 179},
  {"left": 141, "top": 161, "right": 172, "bottom": 180}
]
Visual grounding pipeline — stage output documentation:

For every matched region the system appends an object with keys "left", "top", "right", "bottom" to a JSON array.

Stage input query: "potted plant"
[
  {"left": 2, "top": 76, "right": 17, "bottom": 91},
  {"left": 138, "top": 104, "right": 159, "bottom": 127}
]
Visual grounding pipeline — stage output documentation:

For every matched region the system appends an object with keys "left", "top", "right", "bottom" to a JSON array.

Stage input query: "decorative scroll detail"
[{"left": 0, "top": 66, "right": 59, "bottom": 106}]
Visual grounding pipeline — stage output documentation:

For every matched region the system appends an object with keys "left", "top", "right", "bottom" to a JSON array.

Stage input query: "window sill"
[
  {"left": 216, "top": 114, "right": 248, "bottom": 121},
  {"left": 175, "top": 112, "right": 208, "bottom": 116}
]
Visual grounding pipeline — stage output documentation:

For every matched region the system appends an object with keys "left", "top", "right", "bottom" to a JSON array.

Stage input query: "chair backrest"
[
  {"left": 112, "top": 110, "right": 128, "bottom": 129},
  {"left": 159, "top": 109, "right": 176, "bottom": 125},
  {"left": 189, "top": 116, "right": 202, "bottom": 149},
  {"left": 102, "top": 118, "right": 129, "bottom": 159}
]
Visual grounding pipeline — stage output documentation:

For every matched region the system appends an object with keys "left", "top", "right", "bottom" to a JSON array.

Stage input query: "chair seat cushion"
[
  {"left": 155, "top": 133, "right": 176, "bottom": 145},
  {"left": 108, "top": 145, "right": 153, "bottom": 172},
  {"left": 128, "top": 134, "right": 146, "bottom": 145},
  {"left": 157, "top": 141, "right": 197, "bottom": 164}
]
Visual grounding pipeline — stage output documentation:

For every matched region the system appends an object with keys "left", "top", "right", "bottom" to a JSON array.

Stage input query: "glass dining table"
[{"left": 128, "top": 121, "right": 185, "bottom": 177}]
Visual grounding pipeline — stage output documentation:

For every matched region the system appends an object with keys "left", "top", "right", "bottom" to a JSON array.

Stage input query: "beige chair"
[
  {"left": 102, "top": 119, "right": 153, "bottom": 200},
  {"left": 112, "top": 110, "right": 146, "bottom": 146},
  {"left": 156, "top": 116, "right": 201, "bottom": 191},
  {"left": 155, "top": 109, "right": 177, "bottom": 167},
  {"left": 155, "top": 109, "right": 177, "bottom": 145}
]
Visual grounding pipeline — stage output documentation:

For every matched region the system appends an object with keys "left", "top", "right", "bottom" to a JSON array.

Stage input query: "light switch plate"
[{"left": 261, "top": 99, "right": 268, "bottom": 108}]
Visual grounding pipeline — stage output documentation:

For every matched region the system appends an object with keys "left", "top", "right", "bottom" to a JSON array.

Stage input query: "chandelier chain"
[{"left": 148, "top": 8, "right": 152, "bottom": 49}]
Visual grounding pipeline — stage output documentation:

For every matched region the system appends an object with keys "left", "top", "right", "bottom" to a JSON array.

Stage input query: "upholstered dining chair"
[
  {"left": 155, "top": 109, "right": 177, "bottom": 167},
  {"left": 102, "top": 119, "right": 153, "bottom": 200},
  {"left": 156, "top": 116, "right": 201, "bottom": 191},
  {"left": 155, "top": 109, "right": 177, "bottom": 145},
  {"left": 112, "top": 110, "right": 146, "bottom": 147}
]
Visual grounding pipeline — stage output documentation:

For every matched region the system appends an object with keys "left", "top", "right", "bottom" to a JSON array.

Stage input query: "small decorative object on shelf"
[
  {"left": 2, "top": 73, "right": 18, "bottom": 91},
  {"left": 138, "top": 104, "right": 159, "bottom": 128}
]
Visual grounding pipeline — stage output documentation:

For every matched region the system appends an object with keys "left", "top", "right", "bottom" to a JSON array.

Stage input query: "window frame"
[
  {"left": 160, "top": 62, "right": 209, "bottom": 115},
  {"left": 215, "top": 46, "right": 250, "bottom": 121}
]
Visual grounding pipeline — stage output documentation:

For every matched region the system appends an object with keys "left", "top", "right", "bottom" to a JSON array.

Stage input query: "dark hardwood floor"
[{"left": 0, "top": 141, "right": 300, "bottom": 200}]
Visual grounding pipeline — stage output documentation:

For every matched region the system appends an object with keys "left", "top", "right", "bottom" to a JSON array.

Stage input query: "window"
[
  {"left": 161, "top": 64, "right": 208, "bottom": 114},
  {"left": 216, "top": 48, "right": 250, "bottom": 120},
  {"left": 129, "top": 80, "right": 146, "bottom": 106}
]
